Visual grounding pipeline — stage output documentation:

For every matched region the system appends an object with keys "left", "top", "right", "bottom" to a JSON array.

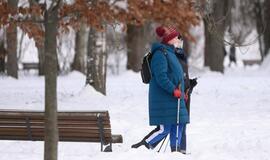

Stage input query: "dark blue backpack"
[{"left": 140, "top": 48, "right": 167, "bottom": 84}]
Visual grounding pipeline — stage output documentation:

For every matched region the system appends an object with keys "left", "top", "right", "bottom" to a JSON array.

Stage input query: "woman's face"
[{"left": 168, "top": 36, "right": 183, "bottom": 48}]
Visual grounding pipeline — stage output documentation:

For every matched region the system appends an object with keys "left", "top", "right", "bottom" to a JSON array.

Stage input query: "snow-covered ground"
[{"left": 0, "top": 62, "right": 270, "bottom": 160}]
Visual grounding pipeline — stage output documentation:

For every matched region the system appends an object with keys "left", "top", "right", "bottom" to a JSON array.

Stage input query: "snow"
[
  {"left": 17, "top": 28, "right": 39, "bottom": 63},
  {"left": 1, "top": 63, "right": 270, "bottom": 160},
  {"left": 188, "top": 19, "right": 205, "bottom": 69},
  {"left": 111, "top": 0, "right": 128, "bottom": 11}
]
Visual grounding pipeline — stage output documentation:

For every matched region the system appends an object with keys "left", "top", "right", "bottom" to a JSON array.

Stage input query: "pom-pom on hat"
[{"left": 155, "top": 26, "right": 180, "bottom": 44}]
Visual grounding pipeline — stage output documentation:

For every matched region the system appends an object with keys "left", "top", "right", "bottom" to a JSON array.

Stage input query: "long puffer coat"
[{"left": 148, "top": 42, "right": 189, "bottom": 125}]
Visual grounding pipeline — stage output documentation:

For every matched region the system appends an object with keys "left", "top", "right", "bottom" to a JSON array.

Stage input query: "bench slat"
[
  {"left": 0, "top": 110, "right": 109, "bottom": 117},
  {"left": 0, "top": 116, "right": 110, "bottom": 121},
  {"left": 0, "top": 121, "right": 111, "bottom": 128},
  {"left": 0, "top": 127, "right": 111, "bottom": 133},
  {"left": 0, "top": 136, "right": 111, "bottom": 143},
  {"left": 0, "top": 132, "right": 112, "bottom": 137}
]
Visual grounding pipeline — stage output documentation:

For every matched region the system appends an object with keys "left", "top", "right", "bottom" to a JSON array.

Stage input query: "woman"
[
  {"left": 132, "top": 26, "right": 189, "bottom": 152},
  {"left": 175, "top": 46, "right": 197, "bottom": 153}
]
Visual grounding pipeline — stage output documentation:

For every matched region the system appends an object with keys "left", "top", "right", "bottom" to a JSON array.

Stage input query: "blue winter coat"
[{"left": 148, "top": 42, "right": 189, "bottom": 125}]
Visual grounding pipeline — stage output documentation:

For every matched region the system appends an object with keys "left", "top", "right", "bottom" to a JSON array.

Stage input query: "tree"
[
  {"left": 106, "top": 25, "right": 126, "bottom": 75},
  {"left": 6, "top": 0, "right": 18, "bottom": 78},
  {"left": 126, "top": 23, "right": 155, "bottom": 72},
  {"left": 204, "top": 0, "right": 228, "bottom": 73},
  {"left": 86, "top": 28, "right": 107, "bottom": 94},
  {"left": 72, "top": 23, "right": 88, "bottom": 74},
  {"left": 253, "top": 0, "right": 265, "bottom": 61},
  {"left": 0, "top": 29, "right": 6, "bottom": 73},
  {"left": 126, "top": 24, "right": 145, "bottom": 72},
  {"left": 264, "top": 0, "right": 270, "bottom": 56},
  {"left": 28, "top": 0, "right": 46, "bottom": 75},
  {"left": 43, "top": 1, "right": 61, "bottom": 159}
]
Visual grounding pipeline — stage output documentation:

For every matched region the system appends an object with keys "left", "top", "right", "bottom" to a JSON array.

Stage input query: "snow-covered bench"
[{"left": 0, "top": 110, "right": 122, "bottom": 152}]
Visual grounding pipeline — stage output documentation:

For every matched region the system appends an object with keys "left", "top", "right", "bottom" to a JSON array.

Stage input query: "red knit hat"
[{"left": 156, "top": 26, "right": 180, "bottom": 44}]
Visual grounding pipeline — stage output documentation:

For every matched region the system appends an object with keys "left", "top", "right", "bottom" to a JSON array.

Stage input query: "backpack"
[{"left": 140, "top": 48, "right": 167, "bottom": 84}]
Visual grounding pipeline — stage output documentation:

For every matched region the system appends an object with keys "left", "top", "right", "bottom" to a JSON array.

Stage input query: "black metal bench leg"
[
  {"left": 104, "top": 143, "right": 112, "bottom": 152},
  {"left": 25, "top": 117, "right": 33, "bottom": 141},
  {"left": 97, "top": 114, "right": 105, "bottom": 152},
  {"left": 101, "top": 141, "right": 104, "bottom": 152}
]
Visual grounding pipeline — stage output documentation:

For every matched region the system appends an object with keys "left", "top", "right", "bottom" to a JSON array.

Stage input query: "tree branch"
[
  {"left": 48, "top": 0, "right": 62, "bottom": 12},
  {"left": 10, "top": 17, "right": 44, "bottom": 24}
]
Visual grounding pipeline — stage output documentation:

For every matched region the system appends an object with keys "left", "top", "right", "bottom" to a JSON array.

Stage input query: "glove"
[
  {"left": 173, "top": 88, "right": 181, "bottom": 98},
  {"left": 190, "top": 78, "right": 198, "bottom": 88},
  {"left": 189, "top": 78, "right": 198, "bottom": 94}
]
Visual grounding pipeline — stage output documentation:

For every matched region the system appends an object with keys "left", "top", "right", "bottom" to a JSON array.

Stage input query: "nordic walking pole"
[
  {"left": 175, "top": 83, "right": 181, "bottom": 150},
  {"left": 163, "top": 135, "right": 170, "bottom": 153},
  {"left": 157, "top": 135, "right": 167, "bottom": 152}
]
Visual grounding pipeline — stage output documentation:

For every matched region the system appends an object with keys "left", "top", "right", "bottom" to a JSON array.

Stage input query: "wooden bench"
[
  {"left": 243, "top": 60, "right": 261, "bottom": 66},
  {"left": 22, "top": 63, "right": 39, "bottom": 71},
  {"left": 0, "top": 110, "right": 123, "bottom": 152}
]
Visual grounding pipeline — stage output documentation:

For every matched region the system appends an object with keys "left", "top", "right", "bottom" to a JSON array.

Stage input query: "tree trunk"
[
  {"left": 38, "top": 45, "right": 45, "bottom": 75},
  {"left": 204, "top": 19, "right": 211, "bottom": 68},
  {"left": 254, "top": 0, "right": 264, "bottom": 60},
  {"left": 44, "top": 6, "right": 59, "bottom": 160},
  {"left": 86, "top": 28, "right": 107, "bottom": 95},
  {"left": 264, "top": 0, "right": 270, "bottom": 56},
  {"left": 0, "top": 37, "right": 6, "bottom": 73},
  {"left": 204, "top": 0, "right": 228, "bottom": 73},
  {"left": 183, "top": 38, "right": 190, "bottom": 56},
  {"left": 6, "top": 0, "right": 18, "bottom": 78},
  {"left": 126, "top": 24, "right": 150, "bottom": 72},
  {"left": 72, "top": 23, "right": 88, "bottom": 74}
]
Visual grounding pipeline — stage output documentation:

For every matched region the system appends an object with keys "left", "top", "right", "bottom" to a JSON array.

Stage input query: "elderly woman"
[{"left": 132, "top": 26, "right": 189, "bottom": 152}]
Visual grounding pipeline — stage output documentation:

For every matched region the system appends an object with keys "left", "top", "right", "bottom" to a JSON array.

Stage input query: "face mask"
[
  {"left": 174, "top": 39, "right": 183, "bottom": 48},
  {"left": 178, "top": 40, "right": 183, "bottom": 48}
]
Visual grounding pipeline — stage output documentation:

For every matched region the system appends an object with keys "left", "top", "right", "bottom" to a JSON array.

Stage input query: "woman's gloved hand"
[{"left": 173, "top": 88, "right": 181, "bottom": 98}]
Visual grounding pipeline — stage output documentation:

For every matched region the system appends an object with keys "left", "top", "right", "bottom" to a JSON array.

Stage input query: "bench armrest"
[{"left": 111, "top": 134, "right": 123, "bottom": 143}]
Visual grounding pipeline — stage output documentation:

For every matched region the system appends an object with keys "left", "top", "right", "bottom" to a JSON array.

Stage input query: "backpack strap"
[
  {"left": 151, "top": 47, "right": 169, "bottom": 70},
  {"left": 152, "top": 47, "right": 167, "bottom": 56}
]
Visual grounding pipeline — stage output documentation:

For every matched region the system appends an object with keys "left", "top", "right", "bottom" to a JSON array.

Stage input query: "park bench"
[
  {"left": 0, "top": 110, "right": 123, "bottom": 152},
  {"left": 243, "top": 59, "right": 261, "bottom": 66},
  {"left": 22, "top": 62, "right": 39, "bottom": 71}
]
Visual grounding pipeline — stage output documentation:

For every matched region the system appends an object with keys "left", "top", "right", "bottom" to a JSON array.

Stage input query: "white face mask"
[
  {"left": 178, "top": 40, "right": 183, "bottom": 48},
  {"left": 173, "top": 39, "right": 183, "bottom": 48}
]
